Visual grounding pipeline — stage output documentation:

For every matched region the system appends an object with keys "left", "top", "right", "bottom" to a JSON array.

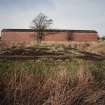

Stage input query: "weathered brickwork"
[
  {"left": 1, "top": 29, "right": 98, "bottom": 48},
  {"left": 71, "top": 32, "right": 98, "bottom": 41},
  {"left": 44, "top": 32, "right": 69, "bottom": 41},
  {"left": 1, "top": 31, "right": 37, "bottom": 47}
]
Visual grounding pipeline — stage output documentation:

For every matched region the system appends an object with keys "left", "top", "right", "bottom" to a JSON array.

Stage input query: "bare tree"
[{"left": 31, "top": 13, "right": 53, "bottom": 43}]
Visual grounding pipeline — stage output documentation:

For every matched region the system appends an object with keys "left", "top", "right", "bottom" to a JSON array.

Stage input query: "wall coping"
[{"left": 1, "top": 29, "right": 97, "bottom": 33}]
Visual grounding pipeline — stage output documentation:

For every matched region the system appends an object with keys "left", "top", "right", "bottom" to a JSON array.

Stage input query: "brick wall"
[
  {"left": 1, "top": 30, "right": 98, "bottom": 48},
  {"left": 71, "top": 32, "right": 98, "bottom": 41},
  {"left": 43, "top": 32, "right": 69, "bottom": 41},
  {"left": 1, "top": 31, "right": 37, "bottom": 47}
]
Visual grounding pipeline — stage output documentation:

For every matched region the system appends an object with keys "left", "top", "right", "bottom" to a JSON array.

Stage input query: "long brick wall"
[
  {"left": 1, "top": 31, "right": 37, "bottom": 47},
  {"left": 71, "top": 32, "right": 98, "bottom": 41},
  {"left": 1, "top": 29, "right": 98, "bottom": 48},
  {"left": 44, "top": 32, "right": 69, "bottom": 41}
]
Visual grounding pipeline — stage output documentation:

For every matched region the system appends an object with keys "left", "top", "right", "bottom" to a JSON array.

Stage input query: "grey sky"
[{"left": 0, "top": 0, "right": 105, "bottom": 36}]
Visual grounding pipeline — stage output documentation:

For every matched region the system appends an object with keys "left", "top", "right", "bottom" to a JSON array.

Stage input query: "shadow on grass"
[
  {"left": 0, "top": 47, "right": 105, "bottom": 61},
  {"left": 69, "top": 48, "right": 105, "bottom": 61}
]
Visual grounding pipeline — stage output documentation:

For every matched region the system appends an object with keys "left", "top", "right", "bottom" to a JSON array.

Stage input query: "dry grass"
[
  {"left": 0, "top": 41, "right": 105, "bottom": 105},
  {"left": 0, "top": 61, "right": 105, "bottom": 105}
]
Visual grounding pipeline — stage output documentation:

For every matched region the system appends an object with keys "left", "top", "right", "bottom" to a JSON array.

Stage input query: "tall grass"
[{"left": 0, "top": 59, "right": 105, "bottom": 105}]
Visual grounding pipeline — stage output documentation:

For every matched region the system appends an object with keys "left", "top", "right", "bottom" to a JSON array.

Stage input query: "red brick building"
[{"left": 1, "top": 29, "right": 98, "bottom": 48}]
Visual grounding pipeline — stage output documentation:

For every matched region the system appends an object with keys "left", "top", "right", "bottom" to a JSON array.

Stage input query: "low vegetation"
[{"left": 0, "top": 41, "right": 105, "bottom": 105}]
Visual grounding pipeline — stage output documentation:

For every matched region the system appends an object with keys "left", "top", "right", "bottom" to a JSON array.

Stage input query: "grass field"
[{"left": 0, "top": 41, "right": 105, "bottom": 105}]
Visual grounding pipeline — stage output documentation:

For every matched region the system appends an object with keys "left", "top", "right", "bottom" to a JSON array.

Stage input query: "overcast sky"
[{"left": 0, "top": 0, "right": 105, "bottom": 36}]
